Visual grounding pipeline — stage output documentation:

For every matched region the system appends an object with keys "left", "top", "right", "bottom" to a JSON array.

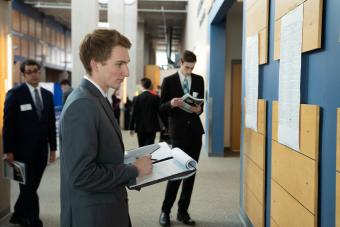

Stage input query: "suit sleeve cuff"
[{"left": 126, "top": 164, "right": 139, "bottom": 186}]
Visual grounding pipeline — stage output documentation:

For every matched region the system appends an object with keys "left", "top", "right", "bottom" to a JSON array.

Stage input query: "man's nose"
[{"left": 122, "top": 65, "right": 129, "bottom": 77}]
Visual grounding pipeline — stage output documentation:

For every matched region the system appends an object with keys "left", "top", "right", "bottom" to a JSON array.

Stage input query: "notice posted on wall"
[{"left": 278, "top": 4, "right": 304, "bottom": 151}]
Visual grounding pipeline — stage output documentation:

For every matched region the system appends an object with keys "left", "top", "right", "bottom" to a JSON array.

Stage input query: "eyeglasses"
[{"left": 24, "top": 69, "right": 40, "bottom": 75}]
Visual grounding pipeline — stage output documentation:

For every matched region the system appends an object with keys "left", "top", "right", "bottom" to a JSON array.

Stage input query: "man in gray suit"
[{"left": 59, "top": 29, "right": 153, "bottom": 227}]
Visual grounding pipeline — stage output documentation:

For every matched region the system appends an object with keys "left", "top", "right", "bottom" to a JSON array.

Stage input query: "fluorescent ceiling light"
[{"left": 124, "top": 0, "right": 136, "bottom": 4}]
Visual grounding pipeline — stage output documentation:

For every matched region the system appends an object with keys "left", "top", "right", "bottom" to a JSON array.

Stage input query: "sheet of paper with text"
[
  {"left": 278, "top": 4, "right": 304, "bottom": 151},
  {"left": 245, "top": 34, "right": 259, "bottom": 131}
]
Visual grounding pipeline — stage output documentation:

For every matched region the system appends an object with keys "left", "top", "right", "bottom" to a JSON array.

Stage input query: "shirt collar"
[
  {"left": 26, "top": 82, "right": 40, "bottom": 93},
  {"left": 84, "top": 75, "right": 108, "bottom": 98},
  {"left": 178, "top": 70, "right": 191, "bottom": 84}
]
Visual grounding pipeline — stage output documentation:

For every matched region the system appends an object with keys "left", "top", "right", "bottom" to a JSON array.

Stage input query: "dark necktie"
[
  {"left": 34, "top": 88, "right": 43, "bottom": 119},
  {"left": 105, "top": 97, "right": 112, "bottom": 109}
]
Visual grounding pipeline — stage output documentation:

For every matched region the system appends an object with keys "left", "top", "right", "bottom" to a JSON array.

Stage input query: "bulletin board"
[
  {"left": 245, "top": 0, "right": 269, "bottom": 65},
  {"left": 243, "top": 99, "right": 266, "bottom": 226},
  {"left": 274, "top": 0, "right": 323, "bottom": 60},
  {"left": 271, "top": 101, "right": 319, "bottom": 227},
  {"left": 336, "top": 109, "right": 340, "bottom": 227}
]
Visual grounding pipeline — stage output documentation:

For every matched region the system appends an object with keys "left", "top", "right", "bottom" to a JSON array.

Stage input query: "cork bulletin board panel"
[
  {"left": 274, "top": 0, "right": 323, "bottom": 60},
  {"left": 245, "top": 0, "right": 269, "bottom": 65},
  {"left": 271, "top": 101, "right": 319, "bottom": 227},
  {"left": 243, "top": 99, "right": 266, "bottom": 226}
]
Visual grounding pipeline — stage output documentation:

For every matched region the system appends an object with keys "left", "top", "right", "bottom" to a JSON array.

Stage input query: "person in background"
[
  {"left": 129, "top": 78, "right": 161, "bottom": 147},
  {"left": 2, "top": 59, "right": 57, "bottom": 227},
  {"left": 59, "top": 29, "right": 153, "bottom": 227},
  {"left": 124, "top": 97, "right": 132, "bottom": 130},
  {"left": 60, "top": 79, "right": 73, "bottom": 105},
  {"left": 158, "top": 50, "right": 205, "bottom": 226},
  {"left": 111, "top": 89, "right": 121, "bottom": 125}
]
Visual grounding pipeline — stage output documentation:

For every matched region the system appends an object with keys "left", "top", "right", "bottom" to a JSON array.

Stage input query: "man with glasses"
[{"left": 2, "top": 59, "right": 57, "bottom": 227}]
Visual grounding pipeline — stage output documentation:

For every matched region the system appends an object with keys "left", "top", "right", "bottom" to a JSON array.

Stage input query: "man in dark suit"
[
  {"left": 2, "top": 59, "right": 57, "bottom": 227},
  {"left": 129, "top": 78, "right": 161, "bottom": 147},
  {"left": 60, "top": 79, "right": 73, "bottom": 105},
  {"left": 159, "top": 50, "right": 205, "bottom": 226},
  {"left": 59, "top": 29, "right": 153, "bottom": 227}
]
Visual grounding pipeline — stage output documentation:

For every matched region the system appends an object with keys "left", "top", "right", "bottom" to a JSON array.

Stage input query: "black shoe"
[
  {"left": 177, "top": 212, "right": 196, "bottom": 226},
  {"left": 30, "top": 218, "right": 43, "bottom": 227},
  {"left": 159, "top": 212, "right": 170, "bottom": 226},
  {"left": 9, "top": 213, "right": 30, "bottom": 226}
]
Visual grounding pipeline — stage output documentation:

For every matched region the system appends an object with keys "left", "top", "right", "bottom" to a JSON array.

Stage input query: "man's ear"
[{"left": 90, "top": 59, "right": 99, "bottom": 72}]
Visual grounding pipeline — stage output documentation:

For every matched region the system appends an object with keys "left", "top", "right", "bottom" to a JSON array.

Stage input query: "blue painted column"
[
  {"left": 206, "top": 22, "right": 226, "bottom": 156},
  {"left": 205, "top": 0, "right": 234, "bottom": 156}
]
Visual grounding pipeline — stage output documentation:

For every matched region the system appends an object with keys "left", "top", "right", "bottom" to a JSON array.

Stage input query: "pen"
[{"left": 151, "top": 157, "right": 173, "bottom": 164}]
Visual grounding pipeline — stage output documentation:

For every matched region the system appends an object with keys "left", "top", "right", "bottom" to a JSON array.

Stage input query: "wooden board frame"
[
  {"left": 243, "top": 99, "right": 267, "bottom": 227},
  {"left": 274, "top": 0, "right": 323, "bottom": 60},
  {"left": 271, "top": 101, "right": 319, "bottom": 227},
  {"left": 245, "top": 0, "right": 269, "bottom": 65}
]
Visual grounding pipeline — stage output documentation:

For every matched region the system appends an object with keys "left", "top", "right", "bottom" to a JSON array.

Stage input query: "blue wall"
[
  {"left": 240, "top": 0, "right": 340, "bottom": 226},
  {"left": 207, "top": 0, "right": 234, "bottom": 156}
]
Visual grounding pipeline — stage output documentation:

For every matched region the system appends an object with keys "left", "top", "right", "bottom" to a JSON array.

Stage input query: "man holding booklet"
[{"left": 159, "top": 50, "right": 205, "bottom": 226}]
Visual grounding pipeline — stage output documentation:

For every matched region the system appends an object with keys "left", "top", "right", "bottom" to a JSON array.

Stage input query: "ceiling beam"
[
  {"left": 138, "top": 8, "right": 187, "bottom": 13},
  {"left": 24, "top": 1, "right": 107, "bottom": 10},
  {"left": 24, "top": 1, "right": 71, "bottom": 9}
]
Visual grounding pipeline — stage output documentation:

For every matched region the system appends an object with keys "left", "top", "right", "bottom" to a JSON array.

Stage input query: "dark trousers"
[
  {"left": 161, "top": 135, "right": 202, "bottom": 214},
  {"left": 137, "top": 132, "right": 156, "bottom": 147},
  {"left": 14, "top": 154, "right": 47, "bottom": 221}
]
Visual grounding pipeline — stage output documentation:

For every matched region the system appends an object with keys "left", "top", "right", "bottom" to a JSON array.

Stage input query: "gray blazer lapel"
[
  {"left": 99, "top": 97, "right": 125, "bottom": 149},
  {"left": 80, "top": 79, "right": 125, "bottom": 150}
]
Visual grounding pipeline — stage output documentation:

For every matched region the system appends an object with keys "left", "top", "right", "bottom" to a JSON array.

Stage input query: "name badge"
[{"left": 20, "top": 104, "right": 32, "bottom": 112}]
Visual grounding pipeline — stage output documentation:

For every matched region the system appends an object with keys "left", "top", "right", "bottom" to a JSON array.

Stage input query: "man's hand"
[
  {"left": 49, "top": 150, "right": 56, "bottom": 163},
  {"left": 190, "top": 104, "right": 202, "bottom": 114},
  {"left": 170, "top": 98, "right": 184, "bottom": 108},
  {"left": 4, "top": 152, "right": 14, "bottom": 164},
  {"left": 133, "top": 155, "right": 153, "bottom": 177},
  {"left": 129, "top": 131, "right": 135, "bottom": 136}
]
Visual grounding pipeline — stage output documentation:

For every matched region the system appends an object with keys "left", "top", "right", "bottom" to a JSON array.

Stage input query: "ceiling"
[{"left": 21, "top": 0, "right": 188, "bottom": 52}]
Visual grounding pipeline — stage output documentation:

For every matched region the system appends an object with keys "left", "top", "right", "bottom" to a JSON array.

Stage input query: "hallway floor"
[{"left": 0, "top": 131, "right": 241, "bottom": 227}]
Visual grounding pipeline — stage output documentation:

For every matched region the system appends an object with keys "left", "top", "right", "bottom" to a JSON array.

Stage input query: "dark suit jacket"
[
  {"left": 160, "top": 72, "right": 205, "bottom": 139},
  {"left": 129, "top": 91, "right": 161, "bottom": 133},
  {"left": 2, "top": 83, "right": 56, "bottom": 160},
  {"left": 59, "top": 79, "right": 138, "bottom": 227}
]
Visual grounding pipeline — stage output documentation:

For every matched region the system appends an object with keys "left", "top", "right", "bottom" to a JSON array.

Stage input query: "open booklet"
[
  {"left": 2, "top": 160, "right": 26, "bottom": 184},
  {"left": 124, "top": 142, "right": 197, "bottom": 189},
  {"left": 180, "top": 93, "right": 204, "bottom": 113}
]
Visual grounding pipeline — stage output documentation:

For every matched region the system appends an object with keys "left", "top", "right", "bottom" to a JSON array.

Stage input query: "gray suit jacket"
[{"left": 59, "top": 79, "right": 138, "bottom": 227}]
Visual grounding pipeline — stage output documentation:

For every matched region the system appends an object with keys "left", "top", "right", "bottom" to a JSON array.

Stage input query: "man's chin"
[{"left": 111, "top": 84, "right": 121, "bottom": 90}]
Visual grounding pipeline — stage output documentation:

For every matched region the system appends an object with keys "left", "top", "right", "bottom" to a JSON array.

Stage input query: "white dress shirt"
[
  {"left": 178, "top": 70, "right": 192, "bottom": 92},
  {"left": 84, "top": 75, "right": 108, "bottom": 98},
  {"left": 26, "top": 82, "right": 44, "bottom": 107}
]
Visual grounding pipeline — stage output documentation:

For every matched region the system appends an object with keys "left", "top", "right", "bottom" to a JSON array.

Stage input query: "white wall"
[
  {"left": 185, "top": 0, "right": 209, "bottom": 78},
  {"left": 71, "top": 0, "right": 98, "bottom": 88},
  {"left": 224, "top": 3, "right": 243, "bottom": 147},
  {"left": 108, "top": 0, "right": 138, "bottom": 102},
  {"left": 160, "top": 68, "right": 178, "bottom": 84},
  {"left": 185, "top": 0, "right": 211, "bottom": 135},
  {"left": 124, "top": 2, "right": 138, "bottom": 101},
  {"left": 137, "top": 22, "right": 145, "bottom": 81}
]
